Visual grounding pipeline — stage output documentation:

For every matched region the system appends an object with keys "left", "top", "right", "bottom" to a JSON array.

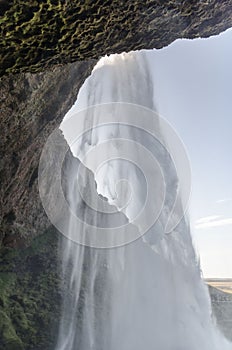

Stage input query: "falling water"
[{"left": 52, "top": 51, "right": 231, "bottom": 350}]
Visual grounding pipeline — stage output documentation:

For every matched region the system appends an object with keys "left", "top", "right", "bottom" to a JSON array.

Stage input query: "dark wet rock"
[{"left": 0, "top": 60, "right": 95, "bottom": 247}]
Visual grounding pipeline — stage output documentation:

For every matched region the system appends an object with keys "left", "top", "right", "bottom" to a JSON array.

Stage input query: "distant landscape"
[
  {"left": 206, "top": 279, "right": 232, "bottom": 294},
  {"left": 206, "top": 279, "right": 232, "bottom": 341}
]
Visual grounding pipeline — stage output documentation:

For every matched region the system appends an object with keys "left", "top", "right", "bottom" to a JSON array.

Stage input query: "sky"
[{"left": 146, "top": 28, "right": 232, "bottom": 278}]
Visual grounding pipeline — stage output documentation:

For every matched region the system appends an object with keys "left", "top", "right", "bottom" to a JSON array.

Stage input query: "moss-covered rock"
[
  {"left": 0, "top": 227, "right": 61, "bottom": 350},
  {"left": 1, "top": 0, "right": 232, "bottom": 76},
  {"left": 0, "top": 310, "right": 24, "bottom": 350}
]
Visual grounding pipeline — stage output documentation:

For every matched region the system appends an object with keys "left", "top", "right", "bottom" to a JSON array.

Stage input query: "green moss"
[
  {"left": 0, "top": 310, "right": 24, "bottom": 350},
  {"left": 0, "top": 227, "right": 61, "bottom": 350},
  {"left": 1, "top": 0, "right": 231, "bottom": 76},
  {"left": 0, "top": 273, "right": 16, "bottom": 290}
]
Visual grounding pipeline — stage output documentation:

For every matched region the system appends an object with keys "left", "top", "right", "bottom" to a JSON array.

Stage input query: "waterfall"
[{"left": 45, "top": 51, "right": 231, "bottom": 350}]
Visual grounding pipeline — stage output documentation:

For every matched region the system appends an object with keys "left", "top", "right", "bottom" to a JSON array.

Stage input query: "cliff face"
[
  {"left": 208, "top": 286, "right": 232, "bottom": 342},
  {"left": 0, "top": 60, "right": 95, "bottom": 247}
]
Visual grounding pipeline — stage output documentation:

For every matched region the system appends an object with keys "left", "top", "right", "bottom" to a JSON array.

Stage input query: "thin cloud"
[
  {"left": 195, "top": 215, "right": 222, "bottom": 225},
  {"left": 195, "top": 216, "right": 232, "bottom": 229},
  {"left": 216, "top": 198, "right": 232, "bottom": 204}
]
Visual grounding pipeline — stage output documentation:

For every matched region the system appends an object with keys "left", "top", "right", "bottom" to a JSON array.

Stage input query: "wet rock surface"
[{"left": 0, "top": 60, "right": 95, "bottom": 247}]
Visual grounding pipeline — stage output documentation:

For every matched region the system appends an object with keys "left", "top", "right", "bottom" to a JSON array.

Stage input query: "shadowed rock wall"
[{"left": 0, "top": 60, "right": 95, "bottom": 247}]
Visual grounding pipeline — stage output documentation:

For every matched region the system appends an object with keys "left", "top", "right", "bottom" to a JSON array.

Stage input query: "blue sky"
[{"left": 147, "top": 28, "right": 232, "bottom": 278}]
